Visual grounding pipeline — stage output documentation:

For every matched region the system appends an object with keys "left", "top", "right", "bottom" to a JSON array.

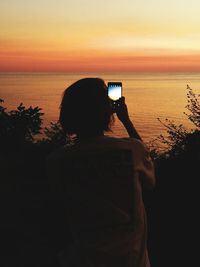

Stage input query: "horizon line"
[{"left": 1, "top": 70, "right": 200, "bottom": 74}]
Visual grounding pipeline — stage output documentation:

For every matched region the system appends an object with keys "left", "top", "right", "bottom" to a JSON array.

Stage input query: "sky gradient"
[{"left": 1, "top": 0, "right": 200, "bottom": 72}]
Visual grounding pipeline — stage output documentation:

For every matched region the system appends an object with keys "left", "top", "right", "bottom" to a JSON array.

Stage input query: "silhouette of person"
[{"left": 46, "top": 78, "right": 155, "bottom": 267}]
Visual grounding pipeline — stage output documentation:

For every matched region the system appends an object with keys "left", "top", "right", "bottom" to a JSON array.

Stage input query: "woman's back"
[{"left": 47, "top": 136, "right": 153, "bottom": 267}]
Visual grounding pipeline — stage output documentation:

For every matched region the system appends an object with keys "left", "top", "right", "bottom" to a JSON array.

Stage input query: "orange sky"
[{"left": 1, "top": 0, "right": 200, "bottom": 72}]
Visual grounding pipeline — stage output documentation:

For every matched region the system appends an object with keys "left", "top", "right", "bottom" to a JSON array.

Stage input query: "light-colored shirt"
[{"left": 46, "top": 136, "right": 155, "bottom": 267}]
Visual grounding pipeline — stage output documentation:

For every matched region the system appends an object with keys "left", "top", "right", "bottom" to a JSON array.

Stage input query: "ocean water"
[{"left": 0, "top": 72, "right": 200, "bottom": 143}]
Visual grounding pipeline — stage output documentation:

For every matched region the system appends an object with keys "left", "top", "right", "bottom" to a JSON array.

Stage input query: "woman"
[{"left": 46, "top": 78, "right": 155, "bottom": 267}]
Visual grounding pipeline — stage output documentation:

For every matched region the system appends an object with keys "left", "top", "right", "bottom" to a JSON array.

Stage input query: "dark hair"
[{"left": 59, "top": 78, "right": 113, "bottom": 136}]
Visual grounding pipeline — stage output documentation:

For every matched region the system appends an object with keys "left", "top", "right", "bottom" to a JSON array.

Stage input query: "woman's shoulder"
[
  {"left": 82, "top": 136, "right": 147, "bottom": 152},
  {"left": 117, "top": 137, "right": 147, "bottom": 150},
  {"left": 46, "top": 137, "right": 148, "bottom": 163},
  {"left": 46, "top": 142, "right": 83, "bottom": 164},
  {"left": 120, "top": 137, "right": 143, "bottom": 145},
  {"left": 116, "top": 138, "right": 151, "bottom": 163}
]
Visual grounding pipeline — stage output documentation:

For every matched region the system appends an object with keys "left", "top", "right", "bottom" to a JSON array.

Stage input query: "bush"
[
  {"left": 147, "top": 86, "right": 200, "bottom": 267},
  {"left": 0, "top": 99, "right": 69, "bottom": 152},
  {"left": 0, "top": 100, "right": 44, "bottom": 151},
  {"left": 153, "top": 85, "right": 200, "bottom": 159}
]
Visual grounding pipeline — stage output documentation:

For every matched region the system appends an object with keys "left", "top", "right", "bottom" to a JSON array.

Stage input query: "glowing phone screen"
[{"left": 108, "top": 82, "right": 122, "bottom": 101}]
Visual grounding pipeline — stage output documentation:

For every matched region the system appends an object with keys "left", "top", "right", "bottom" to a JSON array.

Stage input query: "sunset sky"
[{"left": 1, "top": 0, "right": 200, "bottom": 72}]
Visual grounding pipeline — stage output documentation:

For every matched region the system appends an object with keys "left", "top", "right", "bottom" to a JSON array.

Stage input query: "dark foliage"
[
  {"left": 0, "top": 100, "right": 43, "bottom": 152},
  {"left": 152, "top": 85, "right": 200, "bottom": 159},
  {"left": 0, "top": 100, "right": 68, "bottom": 266},
  {"left": 147, "top": 86, "right": 200, "bottom": 267},
  {"left": 41, "top": 121, "right": 68, "bottom": 149},
  {"left": 185, "top": 84, "right": 200, "bottom": 127}
]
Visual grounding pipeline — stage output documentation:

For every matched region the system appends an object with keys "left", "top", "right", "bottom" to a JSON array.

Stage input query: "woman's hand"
[
  {"left": 115, "top": 97, "right": 130, "bottom": 124},
  {"left": 115, "top": 97, "right": 142, "bottom": 140}
]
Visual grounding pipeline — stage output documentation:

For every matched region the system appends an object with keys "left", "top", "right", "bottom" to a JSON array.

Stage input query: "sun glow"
[{"left": 1, "top": 0, "right": 200, "bottom": 72}]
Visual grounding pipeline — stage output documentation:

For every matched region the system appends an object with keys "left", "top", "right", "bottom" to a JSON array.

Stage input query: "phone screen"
[{"left": 107, "top": 82, "right": 122, "bottom": 101}]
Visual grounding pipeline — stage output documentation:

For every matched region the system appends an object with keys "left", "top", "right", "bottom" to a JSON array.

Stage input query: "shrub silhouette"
[
  {"left": 0, "top": 100, "right": 44, "bottom": 150},
  {"left": 185, "top": 84, "right": 200, "bottom": 128},
  {"left": 0, "top": 100, "right": 69, "bottom": 266},
  {"left": 148, "top": 86, "right": 200, "bottom": 267},
  {"left": 0, "top": 99, "right": 68, "bottom": 151},
  {"left": 42, "top": 121, "right": 67, "bottom": 148},
  {"left": 153, "top": 85, "right": 200, "bottom": 158}
]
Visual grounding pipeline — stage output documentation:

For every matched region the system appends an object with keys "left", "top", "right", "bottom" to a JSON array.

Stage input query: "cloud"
[{"left": 87, "top": 34, "right": 200, "bottom": 53}]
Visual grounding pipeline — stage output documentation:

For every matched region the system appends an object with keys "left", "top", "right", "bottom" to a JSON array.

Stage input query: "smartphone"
[{"left": 107, "top": 82, "right": 122, "bottom": 101}]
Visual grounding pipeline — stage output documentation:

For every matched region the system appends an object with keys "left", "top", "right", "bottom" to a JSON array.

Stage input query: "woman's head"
[{"left": 59, "top": 78, "right": 113, "bottom": 136}]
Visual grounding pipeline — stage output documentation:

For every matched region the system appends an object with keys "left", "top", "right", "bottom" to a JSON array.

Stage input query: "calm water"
[{"left": 0, "top": 72, "right": 200, "bottom": 143}]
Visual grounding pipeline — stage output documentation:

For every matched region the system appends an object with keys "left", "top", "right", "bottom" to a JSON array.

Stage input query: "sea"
[{"left": 0, "top": 72, "right": 200, "bottom": 145}]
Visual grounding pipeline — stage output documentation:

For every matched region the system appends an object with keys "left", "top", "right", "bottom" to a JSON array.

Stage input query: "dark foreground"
[{"left": 1, "top": 141, "right": 199, "bottom": 267}]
